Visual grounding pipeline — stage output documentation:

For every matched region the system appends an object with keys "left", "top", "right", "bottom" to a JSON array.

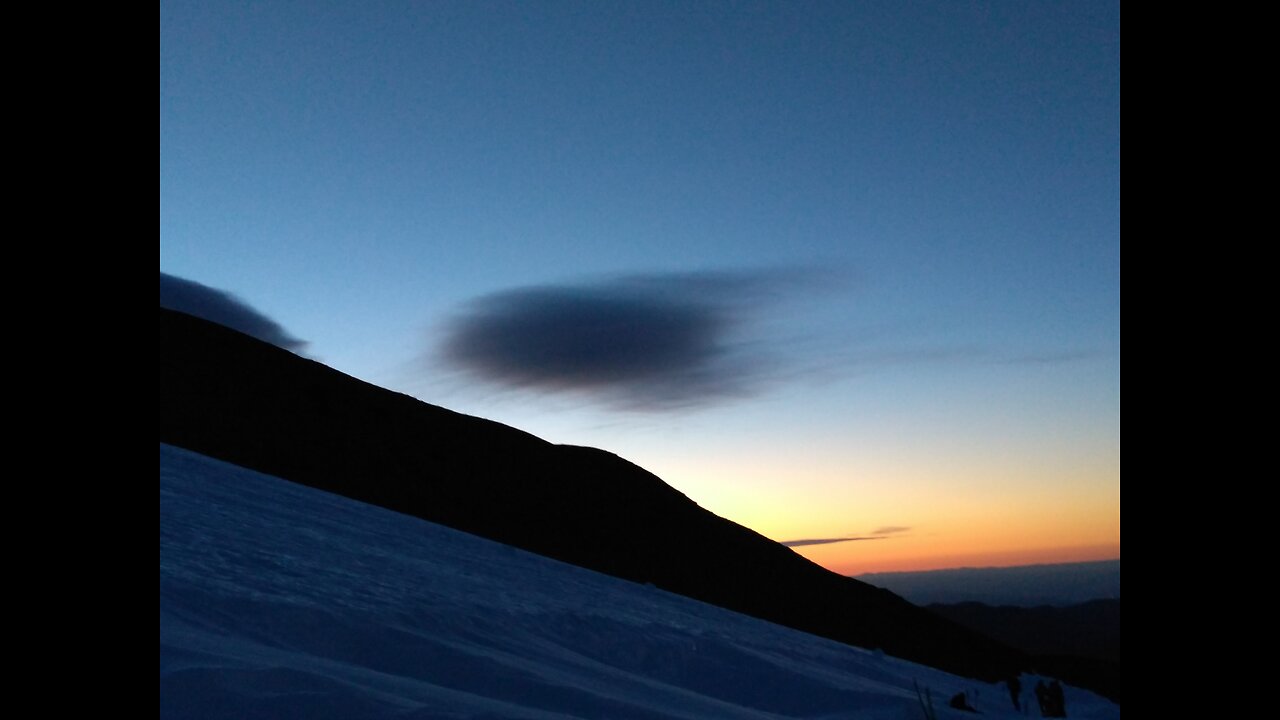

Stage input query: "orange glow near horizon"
[
  {"left": 792, "top": 541, "right": 1121, "bottom": 576},
  {"left": 639, "top": 431, "right": 1121, "bottom": 576}
]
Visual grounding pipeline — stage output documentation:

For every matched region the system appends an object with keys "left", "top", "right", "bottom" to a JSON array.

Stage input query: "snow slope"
[{"left": 160, "top": 444, "right": 1118, "bottom": 719}]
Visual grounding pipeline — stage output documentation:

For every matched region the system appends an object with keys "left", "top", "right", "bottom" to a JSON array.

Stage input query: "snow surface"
[{"left": 160, "top": 444, "right": 1119, "bottom": 719}]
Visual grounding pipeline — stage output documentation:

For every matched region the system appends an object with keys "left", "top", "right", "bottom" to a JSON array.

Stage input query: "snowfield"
[{"left": 160, "top": 444, "right": 1118, "bottom": 719}]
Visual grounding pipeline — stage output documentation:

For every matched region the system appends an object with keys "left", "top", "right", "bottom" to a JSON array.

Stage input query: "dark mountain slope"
[
  {"left": 159, "top": 307, "right": 1027, "bottom": 682},
  {"left": 929, "top": 599, "right": 1120, "bottom": 703},
  {"left": 928, "top": 599, "right": 1119, "bottom": 662}
]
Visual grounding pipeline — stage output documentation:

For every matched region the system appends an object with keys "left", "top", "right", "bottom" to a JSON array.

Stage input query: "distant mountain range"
[
  {"left": 160, "top": 307, "right": 1052, "bottom": 688},
  {"left": 859, "top": 559, "right": 1121, "bottom": 606}
]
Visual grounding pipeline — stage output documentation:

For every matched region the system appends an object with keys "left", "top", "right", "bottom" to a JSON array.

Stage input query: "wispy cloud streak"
[{"left": 779, "top": 537, "right": 885, "bottom": 548}]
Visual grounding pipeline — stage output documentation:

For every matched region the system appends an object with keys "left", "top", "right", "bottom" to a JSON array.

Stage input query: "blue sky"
[{"left": 161, "top": 1, "right": 1119, "bottom": 572}]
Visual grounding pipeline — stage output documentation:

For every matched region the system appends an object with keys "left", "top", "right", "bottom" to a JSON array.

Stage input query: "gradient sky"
[{"left": 160, "top": 1, "right": 1120, "bottom": 574}]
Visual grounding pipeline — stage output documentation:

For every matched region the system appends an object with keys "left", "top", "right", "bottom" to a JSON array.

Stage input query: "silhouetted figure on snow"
[
  {"left": 948, "top": 691, "right": 977, "bottom": 712},
  {"left": 1035, "top": 679, "right": 1066, "bottom": 717}
]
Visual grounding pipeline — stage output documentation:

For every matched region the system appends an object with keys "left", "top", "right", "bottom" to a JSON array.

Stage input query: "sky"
[{"left": 160, "top": 1, "right": 1120, "bottom": 574}]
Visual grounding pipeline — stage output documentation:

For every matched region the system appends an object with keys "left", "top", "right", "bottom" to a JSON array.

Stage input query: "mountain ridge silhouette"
[{"left": 159, "top": 306, "right": 1027, "bottom": 683}]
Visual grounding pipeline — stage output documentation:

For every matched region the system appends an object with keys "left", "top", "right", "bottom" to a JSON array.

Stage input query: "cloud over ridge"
[{"left": 160, "top": 273, "right": 307, "bottom": 352}]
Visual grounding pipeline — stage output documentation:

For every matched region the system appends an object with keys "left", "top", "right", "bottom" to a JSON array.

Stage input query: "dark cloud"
[
  {"left": 160, "top": 273, "right": 307, "bottom": 352},
  {"left": 447, "top": 288, "right": 723, "bottom": 387},
  {"left": 441, "top": 271, "right": 819, "bottom": 410},
  {"left": 872, "top": 526, "right": 911, "bottom": 536},
  {"left": 779, "top": 537, "right": 884, "bottom": 548}
]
